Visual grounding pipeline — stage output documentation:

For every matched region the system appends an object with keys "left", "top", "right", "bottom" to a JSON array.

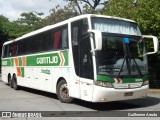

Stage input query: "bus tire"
[
  {"left": 57, "top": 80, "right": 73, "bottom": 103},
  {"left": 12, "top": 75, "right": 19, "bottom": 90},
  {"left": 8, "top": 74, "right": 12, "bottom": 88}
]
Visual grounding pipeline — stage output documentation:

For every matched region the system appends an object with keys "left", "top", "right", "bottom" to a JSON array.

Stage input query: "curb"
[{"left": 149, "top": 89, "right": 160, "bottom": 93}]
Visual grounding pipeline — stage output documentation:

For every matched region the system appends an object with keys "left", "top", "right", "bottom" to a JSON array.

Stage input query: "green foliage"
[
  {"left": 0, "top": 15, "right": 10, "bottom": 41},
  {"left": 14, "top": 12, "right": 48, "bottom": 36},
  {"left": 64, "top": 0, "right": 106, "bottom": 14},
  {"left": 0, "top": 11, "right": 48, "bottom": 41},
  {"left": 82, "top": 4, "right": 99, "bottom": 14},
  {"left": 0, "top": 15, "right": 11, "bottom": 57},
  {"left": 48, "top": 3, "right": 79, "bottom": 24}
]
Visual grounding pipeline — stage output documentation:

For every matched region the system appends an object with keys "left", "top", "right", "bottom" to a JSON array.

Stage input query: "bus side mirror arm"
[
  {"left": 88, "top": 30, "right": 102, "bottom": 53},
  {"left": 142, "top": 35, "right": 159, "bottom": 55}
]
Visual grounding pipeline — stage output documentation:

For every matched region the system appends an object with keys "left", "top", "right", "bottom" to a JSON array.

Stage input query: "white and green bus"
[{"left": 1, "top": 14, "right": 159, "bottom": 103}]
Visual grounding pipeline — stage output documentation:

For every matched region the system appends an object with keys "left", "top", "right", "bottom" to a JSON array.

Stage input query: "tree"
[
  {"left": 80, "top": 0, "right": 107, "bottom": 10},
  {"left": 0, "top": 15, "right": 11, "bottom": 42},
  {"left": 48, "top": 3, "right": 79, "bottom": 24},
  {"left": 64, "top": 0, "right": 107, "bottom": 14},
  {"left": 65, "top": 0, "right": 83, "bottom": 14},
  {"left": 48, "top": 0, "right": 107, "bottom": 24},
  {"left": 0, "top": 15, "right": 11, "bottom": 59},
  {"left": 14, "top": 12, "right": 47, "bottom": 33}
]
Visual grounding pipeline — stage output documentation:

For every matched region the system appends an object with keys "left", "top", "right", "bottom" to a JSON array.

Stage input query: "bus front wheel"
[{"left": 57, "top": 80, "right": 73, "bottom": 103}]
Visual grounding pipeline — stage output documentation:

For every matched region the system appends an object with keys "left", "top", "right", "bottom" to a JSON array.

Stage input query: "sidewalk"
[{"left": 149, "top": 89, "right": 160, "bottom": 93}]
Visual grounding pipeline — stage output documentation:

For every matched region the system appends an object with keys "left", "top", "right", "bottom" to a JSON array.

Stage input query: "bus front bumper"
[{"left": 92, "top": 85, "right": 149, "bottom": 102}]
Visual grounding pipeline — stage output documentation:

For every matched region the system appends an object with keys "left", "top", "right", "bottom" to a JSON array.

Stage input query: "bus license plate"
[{"left": 124, "top": 92, "right": 133, "bottom": 96}]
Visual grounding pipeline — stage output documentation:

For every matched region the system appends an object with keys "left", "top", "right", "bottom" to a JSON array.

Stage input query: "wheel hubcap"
[{"left": 60, "top": 84, "right": 69, "bottom": 99}]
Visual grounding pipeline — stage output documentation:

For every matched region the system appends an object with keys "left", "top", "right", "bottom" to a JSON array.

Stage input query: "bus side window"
[
  {"left": 40, "top": 31, "right": 53, "bottom": 51},
  {"left": 72, "top": 27, "right": 78, "bottom": 46},
  {"left": 62, "top": 28, "right": 68, "bottom": 48},
  {"left": 9, "top": 45, "right": 12, "bottom": 56},
  {"left": 7, "top": 45, "right": 10, "bottom": 57},
  {"left": 18, "top": 40, "right": 25, "bottom": 55},
  {"left": 3, "top": 45, "right": 10, "bottom": 57},
  {"left": 11, "top": 44, "right": 18, "bottom": 56},
  {"left": 53, "top": 31, "right": 61, "bottom": 49},
  {"left": 52, "top": 25, "right": 68, "bottom": 50},
  {"left": 3, "top": 45, "right": 8, "bottom": 58}
]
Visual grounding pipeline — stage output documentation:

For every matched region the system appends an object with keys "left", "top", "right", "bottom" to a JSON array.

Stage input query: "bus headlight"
[
  {"left": 95, "top": 81, "right": 113, "bottom": 88},
  {"left": 142, "top": 80, "right": 149, "bottom": 86}
]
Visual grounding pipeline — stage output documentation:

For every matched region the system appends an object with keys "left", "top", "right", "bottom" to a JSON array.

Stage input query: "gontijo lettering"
[{"left": 37, "top": 56, "right": 58, "bottom": 64}]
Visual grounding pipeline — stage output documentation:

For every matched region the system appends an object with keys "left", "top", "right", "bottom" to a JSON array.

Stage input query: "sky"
[{"left": 0, "top": 0, "right": 67, "bottom": 21}]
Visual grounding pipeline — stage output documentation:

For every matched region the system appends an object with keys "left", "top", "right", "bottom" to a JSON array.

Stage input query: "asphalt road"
[{"left": 0, "top": 79, "right": 160, "bottom": 120}]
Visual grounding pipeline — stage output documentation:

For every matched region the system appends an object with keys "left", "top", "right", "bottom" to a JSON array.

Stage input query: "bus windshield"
[
  {"left": 95, "top": 34, "right": 148, "bottom": 77},
  {"left": 91, "top": 17, "right": 141, "bottom": 36}
]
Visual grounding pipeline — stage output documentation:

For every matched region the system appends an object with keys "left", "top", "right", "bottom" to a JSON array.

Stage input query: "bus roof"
[{"left": 3, "top": 14, "right": 136, "bottom": 45}]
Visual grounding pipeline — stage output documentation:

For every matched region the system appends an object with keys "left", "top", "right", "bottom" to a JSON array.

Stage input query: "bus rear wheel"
[
  {"left": 8, "top": 75, "right": 13, "bottom": 88},
  {"left": 12, "top": 75, "right": 19, "bottom": 90},
  {"left": 57, "top": 80, "right": 73, "bottom": 103}
]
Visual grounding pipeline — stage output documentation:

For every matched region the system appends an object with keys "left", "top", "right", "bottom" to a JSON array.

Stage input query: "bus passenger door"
[
  {"left": 71, "top": 19, "right": 93, "bottom": 101},
  {"left": 79, "top": 36, "right": 94, "bottom": 101}
]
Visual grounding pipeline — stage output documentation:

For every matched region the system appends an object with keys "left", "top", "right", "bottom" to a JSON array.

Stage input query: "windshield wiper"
[
  {"left": 117, "top": 54, "right": 143, "bottom": 78},
  {"left": 132, "top": 57, "right": 143, "bottom": 78},
  {"left": 116, "top": 54, "right": 127, "bottom": 78}
]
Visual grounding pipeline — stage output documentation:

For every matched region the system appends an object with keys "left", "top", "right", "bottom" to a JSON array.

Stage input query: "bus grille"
[{"left": 113, "top": 82, "right": 143, "bottom": 89}]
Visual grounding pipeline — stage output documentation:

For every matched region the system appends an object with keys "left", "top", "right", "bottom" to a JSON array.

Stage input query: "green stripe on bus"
[
  {"left": 1, "top": 51, "right": 68, "bottom": 67},
  {"left": 97, "top": 75, "right": 149, "bottom": 83},
  {"left": 18, "top": 57, "right": 22, "bottom": 66},
  {"left": 21, "top": 67, "right": 25, "bottom": 77},
  {"left": 63, "top": 51, "right": 68, "bottom": 66},
  {"left": 26, "top": 51, "right": 68, "bottom": 66},
  {"left": 1, "top": 58, "right": 14, "bottom": 66},
  {"left": 97, "top": 75, "right": 115, "bottom": 83}
]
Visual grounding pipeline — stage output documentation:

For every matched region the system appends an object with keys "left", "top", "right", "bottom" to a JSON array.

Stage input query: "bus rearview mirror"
[
  {"left": 88, "top": 30, "right": 102, "bottom": 52},
  {"left": 142, "top": 35, "right": 159, "bottom": 55}
]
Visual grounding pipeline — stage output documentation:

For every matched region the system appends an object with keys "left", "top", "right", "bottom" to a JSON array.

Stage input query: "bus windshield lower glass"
[{"left": 96, "top": 34, "right": 148, "bottom": 77}]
